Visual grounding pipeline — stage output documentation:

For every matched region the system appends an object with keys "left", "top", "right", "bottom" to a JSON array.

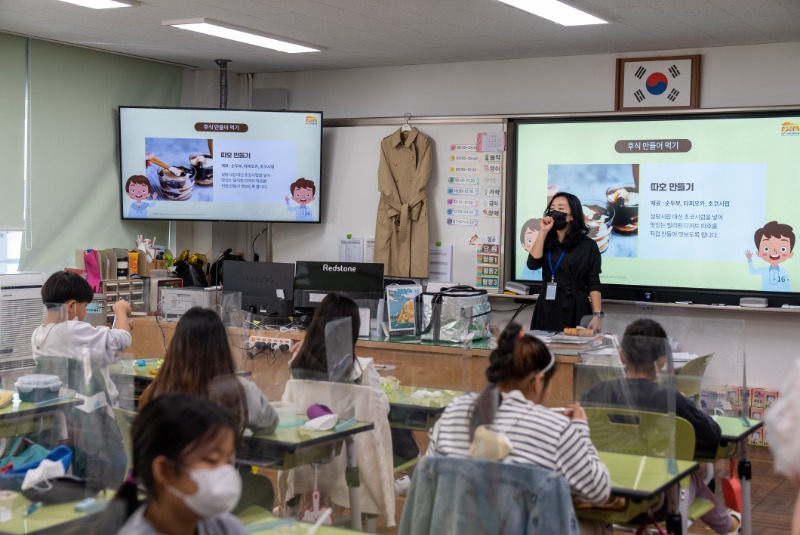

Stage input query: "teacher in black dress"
[{"left": 528, "top": 192, "right": 603, "bottom": 333}]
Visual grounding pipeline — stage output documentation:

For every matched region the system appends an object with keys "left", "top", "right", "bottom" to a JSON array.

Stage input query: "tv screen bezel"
[
  {"left": 118, "top": 105, "right": 323, "bottom": 224},
  {"left": 507, "top": 107, "right": 800, "bottom": 307}
]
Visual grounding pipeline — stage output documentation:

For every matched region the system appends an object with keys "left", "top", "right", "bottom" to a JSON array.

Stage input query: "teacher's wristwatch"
[{"left": 592, "top": 311, "right": 605, "bottom": 318}]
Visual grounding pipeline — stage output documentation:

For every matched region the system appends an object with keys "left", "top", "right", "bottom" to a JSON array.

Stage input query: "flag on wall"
[{"left": 620, "top": 58, "right": 695, "bottom": 109}]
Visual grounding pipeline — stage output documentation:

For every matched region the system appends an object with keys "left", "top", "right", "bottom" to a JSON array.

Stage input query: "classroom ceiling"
[{"left": 1, "top": 0, "right": 799, "bottom": 73}]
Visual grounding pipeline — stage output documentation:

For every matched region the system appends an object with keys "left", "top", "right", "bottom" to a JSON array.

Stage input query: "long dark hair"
[
  {"left": 139, "top": 307, "right": 247, "bottom": 430},
  {"left": 543, "top": 192, "right": 589, "bottom": 251},
  {"left": 110, "top": 394, "right": 236, "bottom": 526},
  {"left": 291, "top": 293, "right": 361, "bottom": 380},
  {"left": 469, "top": 322, "right": 555, "bottom": 439}
]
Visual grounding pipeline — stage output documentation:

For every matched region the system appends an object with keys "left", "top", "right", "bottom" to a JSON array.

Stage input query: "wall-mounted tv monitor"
[
  {"left": 119, "top": 106, "right": 322, "bottom": 223},
  {"left": 294, "top": 261, "right": 384, "bottom": 310},
  {"left": 223, "top": 261, "right": 295, "bottom": 318},
  {"left": 510, "top": 109, "right": 800, "bottom": 305}
]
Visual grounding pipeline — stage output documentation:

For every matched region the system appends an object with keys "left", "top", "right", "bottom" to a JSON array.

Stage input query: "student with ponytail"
[
  {"left": 428, "top": 322, "right": 611, "bottom": 506},
  {"left": 103, "top": 394, "right": 248, "bottom": 535}
]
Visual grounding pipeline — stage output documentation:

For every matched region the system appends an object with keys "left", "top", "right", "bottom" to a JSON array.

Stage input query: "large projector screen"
[{"left": 511, "top": 110, "right": 800, "bottom": 304}]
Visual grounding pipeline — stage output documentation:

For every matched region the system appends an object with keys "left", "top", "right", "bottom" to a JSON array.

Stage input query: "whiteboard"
[{"left": 271, "top": 122, "right": 505, "bottom": 288}]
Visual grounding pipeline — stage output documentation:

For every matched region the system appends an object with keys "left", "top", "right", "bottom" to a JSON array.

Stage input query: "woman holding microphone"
[{"left": 527, "top": 192, "right": 603, "bottom": 333}]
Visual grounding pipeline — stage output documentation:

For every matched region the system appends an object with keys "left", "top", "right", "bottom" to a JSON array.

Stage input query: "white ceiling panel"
[{"left": 0, "top": 0, "right": 796, "bottom": 73}]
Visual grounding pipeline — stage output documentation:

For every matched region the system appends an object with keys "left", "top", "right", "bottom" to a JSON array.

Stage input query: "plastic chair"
[
  {"left": 674, "top": 354, "right": 714, "bottom": 406},
  {"left": 35, "top": 356, "right": 127, "bottom": 486},
  {"left": 399, "top": 456, "right": 579, "bottom": 535},
  {"left": 281, "top": 379, "right": 395, "bottom": 531},
  {"left": 580, "top": 407, "right": 715, "bottom": 528}
]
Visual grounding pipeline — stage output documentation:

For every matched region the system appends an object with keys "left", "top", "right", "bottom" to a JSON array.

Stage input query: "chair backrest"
[
  {"left": 675, "top": 354, "right": 714, "bottom": 400},
  {"left": 399, "top": 456, "right": 579, "bottom": 535},
  {"left": 584, "top": 406, "right": 696, "bottom": 461}
]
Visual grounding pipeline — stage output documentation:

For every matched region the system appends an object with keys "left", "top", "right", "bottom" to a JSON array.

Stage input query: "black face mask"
[{"left": 548, "top": 210, "right": 569, "bottom": 230}]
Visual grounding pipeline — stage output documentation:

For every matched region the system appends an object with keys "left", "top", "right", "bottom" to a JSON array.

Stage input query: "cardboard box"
[
  {"left": 765, "top": 389, "right": 780, "bottom": 408},
  {"left": 751, "top": 388, "right": 766, "bottom": 408},
  {"left": 749, "top": 427, "right": 763, "bottom": 446},
  {"left": 139, "top": 253, "right": 166, "bottom": 277},
  {"left": 726, "top": 387, "right": 740, "bottom": 406},
  {"left": 749, "top": 406, "right": 764, "bottom": 421},
  {"left": 738, "top": 386, "right": 753, "bottom": 407}
]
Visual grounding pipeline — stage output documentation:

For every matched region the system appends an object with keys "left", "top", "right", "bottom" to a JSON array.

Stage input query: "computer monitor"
[
  {"left": 294, "top": 261, "right": 384, "bottom": 311},
  {"left": 223, "top": 261, "right": 295, "bottom": 318}
]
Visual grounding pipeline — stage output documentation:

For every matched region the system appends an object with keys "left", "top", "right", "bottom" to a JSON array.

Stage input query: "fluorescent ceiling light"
[
  {"left": 164, "top": 18, "right": 320, "bottom": 54},
  {"left": 58, "top": 0, "right": 137, "bottom": 8},
  {"left": 498, "top": 0, "right": 607, "bottom": 26}
]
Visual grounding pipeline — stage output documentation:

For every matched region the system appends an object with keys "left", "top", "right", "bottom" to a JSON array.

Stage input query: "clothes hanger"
[{"left": 401, "top": 112, "right": 412, "bottom": 132}]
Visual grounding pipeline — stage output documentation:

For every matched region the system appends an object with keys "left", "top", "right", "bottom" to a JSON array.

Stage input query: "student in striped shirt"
[{"left": 428, "top": 322, "right": 611, "bottom": 518}]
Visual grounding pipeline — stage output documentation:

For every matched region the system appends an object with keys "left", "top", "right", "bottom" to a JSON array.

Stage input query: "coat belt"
[{"left": 381, "top": 191, "right": 427, "bottom": 242}]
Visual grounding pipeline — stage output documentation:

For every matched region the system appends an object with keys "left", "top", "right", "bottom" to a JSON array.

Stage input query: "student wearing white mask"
[{"left": 110, "top": 393, "right": 246, "bottom": 535}]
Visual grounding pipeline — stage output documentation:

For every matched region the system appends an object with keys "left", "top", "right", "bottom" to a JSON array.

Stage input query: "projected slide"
[
  {"left": 514, "top": 114, "right": 800, "bottom": 294},
  {"left": 120, "top": 107, "right": 321, "bottom": 223}
]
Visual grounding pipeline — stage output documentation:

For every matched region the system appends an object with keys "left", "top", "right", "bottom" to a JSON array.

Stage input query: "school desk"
[
  {"left": 0, "top": 397, "right": 82, "bottom": 440},
  {"left": 238, "top": 419, "right": 374, "bottom": 531},
  {"left": 383, "top": 386, "right": 464, "bottom": 431},
  {"left": 0, "top": 491, "right": 111, "bottom": 535},
  {"left": 707, "top": 415, "right": 764, "bottom": 535},
  {"left": 589, "top": 451, "right": 698, "bottom": 534}
]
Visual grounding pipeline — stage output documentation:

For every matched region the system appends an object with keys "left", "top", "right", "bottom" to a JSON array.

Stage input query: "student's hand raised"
[
  {"left": 540, "top": 216, "right": 554, "bottom": 233},
  {"left": 113, "top": 300, "right": 132, "bottom": 316}
]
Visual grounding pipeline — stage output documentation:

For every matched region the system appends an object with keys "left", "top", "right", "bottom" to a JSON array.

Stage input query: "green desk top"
[
  {"left": 238, "top": 418, "right": 374, "bottom": 469},
  {"left": 0, "top": 397, "right": 82, "bottom": 423},
  {"left": 109, "top": 358, "right": 251, "bottom": 382},
  {"left": 598, "top": 451, "right": 697, "bottom": 501},
  {"left": 383, "top": 385, "right": 465, "bottom": 413},
  {"left": 0, "top": 491, "right": 111, "bottom": 535},
  {"left": 242, "top": 513, "right": 356, "bottom": 534},
  {"left": 712, "top": 415, "right": 764, "bottom": 442},
  {"left": 108, "top": 358, "right": 161, "bottom": 380}
]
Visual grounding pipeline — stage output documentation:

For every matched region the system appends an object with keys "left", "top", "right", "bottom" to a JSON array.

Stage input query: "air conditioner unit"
[{"left": 0, "top": 272, "right": 46, "bottom": 372}]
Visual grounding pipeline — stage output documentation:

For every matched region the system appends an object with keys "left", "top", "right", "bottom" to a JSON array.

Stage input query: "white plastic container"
[
  {"left": 15, "top": 374, "right": 62, "bottom": 403},
  {"left": 271, "top": 401, "right": 298, "bottom": 427}
]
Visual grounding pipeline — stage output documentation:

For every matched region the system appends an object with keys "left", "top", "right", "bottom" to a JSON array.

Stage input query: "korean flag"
[{"left": 621, "top": 58, "right": 694, "bottom": 108}]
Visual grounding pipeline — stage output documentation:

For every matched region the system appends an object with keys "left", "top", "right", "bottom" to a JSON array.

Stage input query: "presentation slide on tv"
[
  {"left": 514, "top": 114, "right": 800, "bottom": 294},
  {"left": 119, "top": 107, "right": 322, "bottom": 222}
]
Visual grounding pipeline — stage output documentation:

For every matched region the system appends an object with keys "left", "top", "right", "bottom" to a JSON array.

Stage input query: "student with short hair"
[
  {"left": 111, "top": 393, "right": 248, "bottom": 535},
  {"left": 582, "top": 318, "right": 739, "bottom": 534},
  {"left": 31, "top": 270, "right": 132, "bottom": 404}
]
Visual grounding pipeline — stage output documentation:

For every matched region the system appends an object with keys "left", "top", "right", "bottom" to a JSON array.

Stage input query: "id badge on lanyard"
[{"left": 546, "top": 251, "right": 565, "bottom": 301}]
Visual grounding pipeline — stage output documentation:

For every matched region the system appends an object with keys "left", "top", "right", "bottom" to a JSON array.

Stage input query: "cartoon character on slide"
[
  {"left": 126, "top": 175, "right": 157, "bottom": 218},
  {"left": 745, "top": 220, "right": 795, "bottom": 292},
  {"left": 284, "top": 178, "right": 316, "bottom": 222},
  {"left": 519, "top": 217, "right": 543, "bottom": 281}
]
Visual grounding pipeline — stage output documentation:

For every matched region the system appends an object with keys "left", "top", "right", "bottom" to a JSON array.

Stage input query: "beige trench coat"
[{"left": 374, "top": 127, "right": 432, "bottom": 278}]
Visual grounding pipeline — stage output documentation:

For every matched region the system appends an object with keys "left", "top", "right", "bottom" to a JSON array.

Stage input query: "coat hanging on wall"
[{"left": 374, "top": 118, "right": 432, "bottom": 278}]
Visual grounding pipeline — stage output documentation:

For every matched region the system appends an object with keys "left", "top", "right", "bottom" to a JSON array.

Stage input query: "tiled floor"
[{"left": 687, "top": 447, "right": 796, "bottom": 534}]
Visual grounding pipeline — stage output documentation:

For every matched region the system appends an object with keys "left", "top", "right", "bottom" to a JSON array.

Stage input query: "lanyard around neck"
[{"left": 547, "top": 251, "right": 565, "bottom": 283}]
